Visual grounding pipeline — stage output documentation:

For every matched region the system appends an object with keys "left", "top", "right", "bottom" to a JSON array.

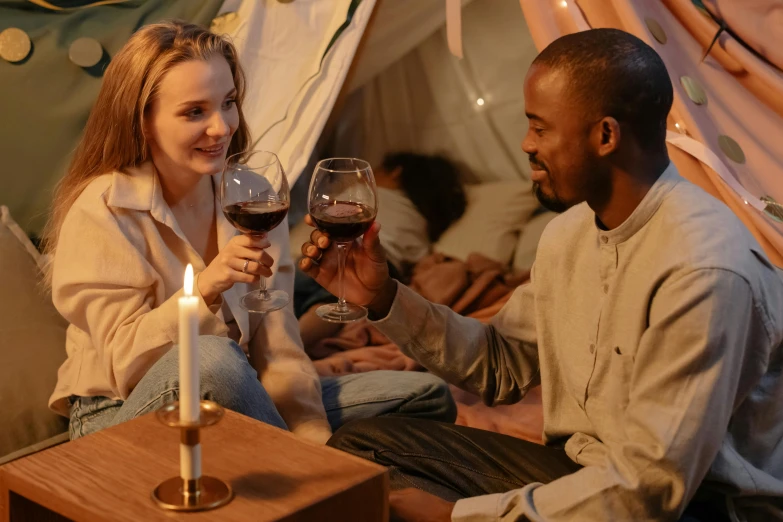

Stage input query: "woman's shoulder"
[
  {"left": 57, "top": 170, "right": 147, "bottom": 263},
  {"left": 71, "top": 172, "right": 117, "bottom": 212}
]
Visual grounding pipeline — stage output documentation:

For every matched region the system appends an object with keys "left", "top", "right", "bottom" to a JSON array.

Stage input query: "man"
[{"left": 299, "top": 29, "right": 783, "bottom": 522}]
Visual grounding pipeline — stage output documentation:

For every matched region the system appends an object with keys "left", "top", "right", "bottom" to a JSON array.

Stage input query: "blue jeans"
[{"left": 69, "top": 335, "right": 456, "bottom": 439}]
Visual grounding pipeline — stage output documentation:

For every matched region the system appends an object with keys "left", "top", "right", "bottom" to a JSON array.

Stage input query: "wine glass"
[
  {"left": 308, "top": 158, "right": 378, "bottom": 323},
  {"left": 221, "top": 150, "right": 290, "bottom": 313}
]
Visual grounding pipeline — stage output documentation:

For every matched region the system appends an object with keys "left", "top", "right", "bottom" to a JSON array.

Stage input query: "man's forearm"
[{"left": 370, "top": 283, "right": 540, "bottom": 405}]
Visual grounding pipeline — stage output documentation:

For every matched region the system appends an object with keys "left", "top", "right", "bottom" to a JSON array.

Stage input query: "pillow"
[
  {"left": 0, "top": 206, "right": 68, "bottom": 460},
  {"left": 512, "top": 210, "right": 559, "bottom": 272},
  {"left": 434, "top": 181, "right": 539, "bottom": 265},
  {"left": 374, "top": 187, "right": 430, "bottom": 270}
]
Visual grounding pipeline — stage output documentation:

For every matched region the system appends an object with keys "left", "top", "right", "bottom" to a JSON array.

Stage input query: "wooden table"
[{"left": 0, "top": 410, "right": 388, "bottom": 521}]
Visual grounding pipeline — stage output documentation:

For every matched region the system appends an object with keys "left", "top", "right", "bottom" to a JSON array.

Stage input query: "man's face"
[{"left": 521, "top": 64, "right": 606, "bottom": 212}]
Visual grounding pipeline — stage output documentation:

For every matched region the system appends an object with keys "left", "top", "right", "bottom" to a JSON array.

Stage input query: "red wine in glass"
[
  {"left": 223, "top": 201, "right": 290, "bottom": 236},
  {"left": 309, "top": 201, "right": 375, "bottom": 243},
  {"left": 221, "top": 150, "right": 290, "bottom": 314},
  {"left": 307, "top": 158, "right": 378, "bottom": 323}
]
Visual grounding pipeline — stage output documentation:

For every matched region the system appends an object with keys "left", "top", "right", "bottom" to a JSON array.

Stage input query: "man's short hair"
[{"left": 533, "top": 28, "right": 673, "bottom": 152}]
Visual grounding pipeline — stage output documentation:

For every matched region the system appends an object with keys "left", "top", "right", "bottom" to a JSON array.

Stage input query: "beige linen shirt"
[
  {"left": 374, "top": 164, "right": 783, "bottom": 521},
  {"left": 49, "top": 162, "right": 332, "bottom": 443}
]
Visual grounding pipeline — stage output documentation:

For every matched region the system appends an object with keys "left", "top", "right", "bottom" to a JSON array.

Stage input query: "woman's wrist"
[{"left": 196, "top": 271, "right": 218, "bottom": 306}]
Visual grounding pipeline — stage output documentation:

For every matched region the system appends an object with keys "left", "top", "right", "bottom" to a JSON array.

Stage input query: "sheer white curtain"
[
  {"left": 223, "top": 0, "right": 376, "bottom": 186},
  {"left": 344, "top": 0, "right": 475, "bottom": 93},
  {"left": 331, "top": 0, "right": 538, "bottom": 184},
  {"left": 224, "top": 0, "right": 537, "bottom": 186}
]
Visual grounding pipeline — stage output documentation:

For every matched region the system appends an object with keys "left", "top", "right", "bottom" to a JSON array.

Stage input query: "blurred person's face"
[{"left": 373, "top": 165, "right": 402, "bottom": 190}]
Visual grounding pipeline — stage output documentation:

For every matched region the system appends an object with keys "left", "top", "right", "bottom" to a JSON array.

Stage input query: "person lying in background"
[
  {"left": 295, "top": 152, "right": 467, "bottom": 357},
  {"left": 373, "top": 152, "right": 467, "bottom": 274},
  {"left": 300, "top": 28, "right": 783, "bottom": 522}
]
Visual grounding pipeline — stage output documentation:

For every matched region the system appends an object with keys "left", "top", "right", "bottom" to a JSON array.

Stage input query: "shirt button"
[
  {"left": 601, "top": 236, "right": 608, "bottom": 243},
  {"left": 589, "top": 344, "right": 595, "bottom": 354}
]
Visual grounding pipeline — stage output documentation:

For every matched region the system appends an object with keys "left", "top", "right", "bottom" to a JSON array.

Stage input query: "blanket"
[{"left": 307, "top": 253, "right": 544, "bottom": 443}]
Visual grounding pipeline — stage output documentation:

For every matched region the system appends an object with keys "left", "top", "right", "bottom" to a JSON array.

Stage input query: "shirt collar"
[
  {"left": 595, "top": 162, "right": 682, "bottom": 245},
  {"left": 106, "top": 162, "right": 158, "bottom": 212},
  {"left": 105, "top": 161, "right": 234, "bottom": 249}
]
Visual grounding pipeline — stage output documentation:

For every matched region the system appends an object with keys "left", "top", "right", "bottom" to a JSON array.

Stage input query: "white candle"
[{"left": 179, "top": 264, "right": 201, "bottom": 481}]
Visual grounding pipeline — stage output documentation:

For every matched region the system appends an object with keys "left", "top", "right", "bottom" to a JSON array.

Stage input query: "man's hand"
[
  {"left": 389, "top": 488, "right": 455, "bottom": 522},
  {"left": 298, "top": 215, "right": 396, "bottom": 317}
]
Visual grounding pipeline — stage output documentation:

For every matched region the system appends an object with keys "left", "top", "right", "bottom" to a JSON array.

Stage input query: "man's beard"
[{"left": 533, "top": 182, "right": 570, "bottom": 213}]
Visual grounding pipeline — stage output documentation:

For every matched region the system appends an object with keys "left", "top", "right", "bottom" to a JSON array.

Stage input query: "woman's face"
[{"left": 146, "top": 55, "right": 239, "bottom": 180}]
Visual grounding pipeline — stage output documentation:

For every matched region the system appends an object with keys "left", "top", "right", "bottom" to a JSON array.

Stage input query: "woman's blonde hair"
[{"left": 41, "top": 20, "right": 251, "bottom": 285}]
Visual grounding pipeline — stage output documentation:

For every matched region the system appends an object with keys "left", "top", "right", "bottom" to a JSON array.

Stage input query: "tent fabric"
[
  {"left": 701, "top": 0, "right": 783, "bottom": 71},
  {"left": 0, "top": 0, "right": 224, "bottom": 234},
  {"left": 325, "top": 0, "right": 538, "bottom": 185},
  {"left": 520, "top": 0, "right": 783, "bottom": 266},
  {"left": 222, "top": 0, "right": 376, "bottom": 189},
  {"left": 344, "top": 0, "right": 476, "bottom": 94},
  {"left": 0, "top": 0, "right": 377, "bottom": 233}
]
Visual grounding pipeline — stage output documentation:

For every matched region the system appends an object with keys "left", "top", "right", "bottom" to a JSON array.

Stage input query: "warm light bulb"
[
  {"left": 184, "top": 263, "right": 194, "bottom": 296},
  {"left": 476, "top": 98, "right": 485, "bottom": 106},
  {"left": 560, "top": 0, "right": 567, "bottom": 7}
]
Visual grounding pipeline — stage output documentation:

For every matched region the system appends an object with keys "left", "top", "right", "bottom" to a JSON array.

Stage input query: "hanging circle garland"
[
  {"left": 68, "top": 37, "right": 103, "bottom": 68},
  {"left": 761, "top": 196, "right": 783, "bottom": 223},
  {"left": 0, "top": 27, "right": 32, "bottom": 63},
  {"left": 680, "top": 76, "right": 708, "bottom": 105},
  {"left": 717, "top": 135, "right": 746, "bottom": 164},
  {"left": 210, "top": 12, "right": 241, "bottom": 35},
  {"left": 645, "top": 17, "right": 667, "bottom": 45}
]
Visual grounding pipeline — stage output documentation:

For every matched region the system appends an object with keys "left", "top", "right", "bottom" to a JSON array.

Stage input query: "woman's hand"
[{"left": 198, "top": 234, "right": 274, "bottom": 305}]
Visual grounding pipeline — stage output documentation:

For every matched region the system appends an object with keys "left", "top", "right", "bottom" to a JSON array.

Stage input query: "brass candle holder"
[{"left": 151, "top": 400, "right": 234, "bottom": 511}]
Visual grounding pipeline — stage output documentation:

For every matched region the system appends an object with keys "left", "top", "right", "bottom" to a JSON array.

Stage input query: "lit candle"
[{"left": 179, "top": 264, "right": 201, "bottom": 481}]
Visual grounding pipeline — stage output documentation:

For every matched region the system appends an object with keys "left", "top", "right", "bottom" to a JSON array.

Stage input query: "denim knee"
[
  {"left": 405, "top": 373, "right": 457, "bottom": 424},
  {"left": 195, "top": 336, "right": 287, "bottom": 430},
  {"left": 197, "top": 336, "right": 258, "bottom": 405}
]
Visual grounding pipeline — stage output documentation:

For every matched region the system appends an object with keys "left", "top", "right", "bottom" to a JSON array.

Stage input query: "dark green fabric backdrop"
[{"left": 0, "top": 0, "right": 224, "bottom": 234}]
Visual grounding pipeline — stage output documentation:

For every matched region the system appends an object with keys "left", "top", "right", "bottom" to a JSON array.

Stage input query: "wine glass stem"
[
  {"left": 258, "top": 275, "right": 269, "bottom": 300},
  {"left": 336, "top": 243, "right": 348, "bottom": 312}
]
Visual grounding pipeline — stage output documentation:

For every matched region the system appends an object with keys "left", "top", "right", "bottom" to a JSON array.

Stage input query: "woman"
[{"left": 42, "top": 21, "right": 455, "bottom": 443}]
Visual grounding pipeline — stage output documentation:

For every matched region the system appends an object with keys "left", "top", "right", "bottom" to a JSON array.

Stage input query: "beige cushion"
[
  {"left": 0, "top": 432, "right": 69, "bottom": 466},
  {"left": 0, "top": 206, "right": 68, "bottom": 460},
  {"left": 512, "top": 210, "right": 559, "bottom": 272},
  {"left": 434, "top": 182, "right": 538, "bottom": 264}
]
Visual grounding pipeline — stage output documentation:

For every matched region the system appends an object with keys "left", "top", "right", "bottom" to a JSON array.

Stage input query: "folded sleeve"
[{"left": 372, "top": 266, "right": 541, "bottom": 405}]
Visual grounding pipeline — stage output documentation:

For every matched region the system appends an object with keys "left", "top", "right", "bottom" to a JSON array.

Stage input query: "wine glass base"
[
  {"left": 315, "top": 303, "right": 367, "bottom": 323},
  {"left": 241, "top": 290, "right": 289, "bottom": 314}
]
